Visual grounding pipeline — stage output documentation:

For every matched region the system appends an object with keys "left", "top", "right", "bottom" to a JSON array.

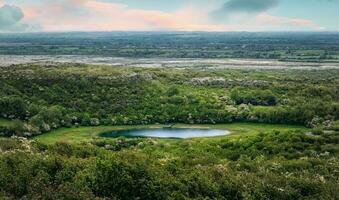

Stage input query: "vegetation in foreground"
[{"left": 0, "top": 127, "right": 338, "bottom": 199}]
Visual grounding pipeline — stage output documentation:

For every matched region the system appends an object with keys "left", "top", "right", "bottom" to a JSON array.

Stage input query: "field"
[
  {"left": 1, "top": 32, "right": 339, "bottom": 62},
  {"left": 35, "top": 123, "right": 308, "bottom": 144}
]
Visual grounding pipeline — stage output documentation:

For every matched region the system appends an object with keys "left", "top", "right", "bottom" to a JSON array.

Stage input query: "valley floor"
[{"left": 35, "top": 122, "right": 308, "bottom": 144}]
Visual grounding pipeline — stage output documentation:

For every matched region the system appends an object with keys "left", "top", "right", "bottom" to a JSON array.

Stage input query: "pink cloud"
[
  {"left": 22, "top": 0, "right": 232, "bottom": 32},
  {"left": 18, "top": 0, "right": 325, "bottom": 32},
  {"left": 22, "top": 6, "right": 39, "bottom": 20},
  {"left": 255, "top": 13, "right": 322, "bottom": 29}
]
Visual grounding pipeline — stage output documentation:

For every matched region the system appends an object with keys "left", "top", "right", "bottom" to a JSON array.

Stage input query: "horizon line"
[{"left": 1, "top": 30, "right": 339, "bottom": 35}]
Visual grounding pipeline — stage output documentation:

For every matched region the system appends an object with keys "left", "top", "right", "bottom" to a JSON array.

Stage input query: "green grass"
[
  {"left": 36, "top": 123, "right": 308, "bottom": 144},
  {"left": 0, "top": 118, "right": 14, "bottom": 127},
  {"left": 175, "top": 122, "right": 307, "bottom": 135},
  {"left": 36, "top": 125, "right": 173, "bottom": 144},
  {"left": 0, "top": 118, "right": 15, "bottom": 138}
]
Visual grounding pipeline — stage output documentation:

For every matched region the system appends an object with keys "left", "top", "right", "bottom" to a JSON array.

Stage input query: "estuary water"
[{"left": 1, "top": 55, "right": 339, "bottom": 70}]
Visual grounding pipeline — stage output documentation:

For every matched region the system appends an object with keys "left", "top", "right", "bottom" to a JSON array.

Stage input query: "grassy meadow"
[{"left": 35, "top": 122, "right": 308, "bottom": 144}]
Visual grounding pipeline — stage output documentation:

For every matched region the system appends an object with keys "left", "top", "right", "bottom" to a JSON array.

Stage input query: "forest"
[
  {"left": 0, "top": 64, "right": 338, "bottom": 137},
  {"left": 0, "top": 63, "right": 338, "bottom": 199}
]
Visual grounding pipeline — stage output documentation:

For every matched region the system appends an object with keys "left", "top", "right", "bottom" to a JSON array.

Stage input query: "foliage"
[
  {"left": 0, "top": 65, "right": 338, "bottom": 136},
  {"left": 0, "top": 129, "right": 338, "bottom": 199}
]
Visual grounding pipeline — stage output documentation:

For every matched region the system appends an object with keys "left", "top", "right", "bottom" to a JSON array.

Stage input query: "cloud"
[
  {"left": 7, "top": 0, "right": 328, "bottom": 32},
  {"left": 0, "top": 4, "right": 38, "bottom": 32},
  {"left": 255, "top": 13, "right": 324, "bottom": 31},
  {"left": 24, "top": 0, "right": 227, "bottom": 32},
  {"left": 213, "top": 0, "right": 279, "bottom": 19}
]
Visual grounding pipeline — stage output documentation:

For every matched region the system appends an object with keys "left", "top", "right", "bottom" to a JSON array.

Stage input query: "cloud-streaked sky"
[{"left": 0, "top": 0, "right": 338, "bottom": 32}]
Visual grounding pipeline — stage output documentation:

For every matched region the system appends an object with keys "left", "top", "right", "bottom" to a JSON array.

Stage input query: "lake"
[{"left": 100, "top": 128, "right": 230, "bottom": 139}]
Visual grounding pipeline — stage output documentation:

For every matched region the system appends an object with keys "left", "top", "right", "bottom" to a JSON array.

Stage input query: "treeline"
[
  {"left": 0, "top": 65, "right": 338, "bottom": 136},
  {"left": 1, "top": 32, "right": 339, "bottom": 61}
]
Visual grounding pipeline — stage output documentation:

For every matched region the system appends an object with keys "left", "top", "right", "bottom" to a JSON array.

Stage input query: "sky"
[{"left": 0, "top": 0, "right": 338, "bottom": 32}]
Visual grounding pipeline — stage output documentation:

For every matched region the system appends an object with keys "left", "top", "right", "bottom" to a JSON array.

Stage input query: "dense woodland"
[
  {"left": 0, "top": 64, "right": 338, "bottom": 137},
  {"left": 0, "top": 63, "right": 338, "bottom": 199},
  {"left": 0, "top": 126, "right": 338, "bottom": 199},
  {"left": 1, "top": 32, "right": 339, "bottom": 61}
]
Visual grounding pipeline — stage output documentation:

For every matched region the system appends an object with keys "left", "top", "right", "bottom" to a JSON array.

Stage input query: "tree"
[
  {"left": 0, "top": 96, "right": 27, "bottom": 119},
  {"left": 167, "top": 86, "right": 180, "bottom": 97}
]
